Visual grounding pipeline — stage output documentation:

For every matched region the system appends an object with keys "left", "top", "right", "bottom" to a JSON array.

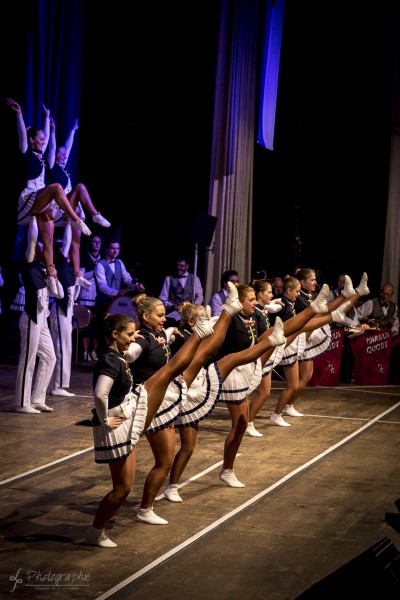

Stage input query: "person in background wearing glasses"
[{"left": 208, "top": 269, "right": 239, "bottom": 317}]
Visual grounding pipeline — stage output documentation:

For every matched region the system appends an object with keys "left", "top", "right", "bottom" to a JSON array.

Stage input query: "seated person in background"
[
  {"left": 208, "top": 269, "right": 239, "bottom": 317},
  {"left": 94, "top": 238, "right": 145, "bottom": 354},
  {"left": 357, "top": 282, "right": 399, "bottom": 340},
  {"left": 327, "top": 273, "right": 346, "bottom": 302},
  {"left": 271, "top": 276, "right": 283, "bottom": 299},
  {"left": 159, "top": 257, "right": 204, "bottom": 325}
]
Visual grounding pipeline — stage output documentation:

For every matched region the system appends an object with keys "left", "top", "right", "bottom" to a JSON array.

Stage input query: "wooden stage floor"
[{"left": 1, "top": 362, "right": 400, "bottom": 599}]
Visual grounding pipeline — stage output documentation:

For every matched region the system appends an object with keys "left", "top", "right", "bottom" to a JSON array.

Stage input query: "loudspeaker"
[
  {"left": 296, "top": 538, "right": 400, "bottom": 599},
  {"left": 188, "top": 212, "right": 217, "bottom": 247}
]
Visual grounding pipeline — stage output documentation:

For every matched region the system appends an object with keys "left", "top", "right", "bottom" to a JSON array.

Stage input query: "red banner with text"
[
  {"left": 310, "top": 328, "right": 344, "bottom": 387},
  {"left": 350, "top": 329, "right": 392, "bottom": 385}
]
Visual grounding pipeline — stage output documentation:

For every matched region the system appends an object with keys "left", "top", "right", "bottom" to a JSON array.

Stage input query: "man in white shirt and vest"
[{"left": 159, "top": 257, "right": 204, "bottom": 325}]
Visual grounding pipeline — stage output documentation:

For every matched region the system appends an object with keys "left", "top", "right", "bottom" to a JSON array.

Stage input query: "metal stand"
[{"left": 192, "top": 242, "right": 199, "bottom": 303}]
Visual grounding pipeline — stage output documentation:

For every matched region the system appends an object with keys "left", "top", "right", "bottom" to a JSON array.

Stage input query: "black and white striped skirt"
[
  {"left": 92, "top": 391, "right": 148, "bottom": 464},
  {"left": 279, "top": 332, "right": 307, "bottom": 367},
  {"left": 298, "top": 325, "right": 332, "bottom": 361},
  {"left": 175, "top": 363, "right": 222, "bottom": 428},
  {"left": 262, "top": 344, "right": 285, "bottom": 376},
  {"left": 144, "top": 375, "right": 187, "bottom": 434},
  {"left": 218, "top": 359, "right": 262, "bottom": 404}
]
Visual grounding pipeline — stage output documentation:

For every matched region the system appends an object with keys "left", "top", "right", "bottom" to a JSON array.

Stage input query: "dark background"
[
  {"left": 1, "top": 1, "right": 398, "bottom": 299},
  {"left": 252, "top": 3, "right": 397, "bottom": 292}
]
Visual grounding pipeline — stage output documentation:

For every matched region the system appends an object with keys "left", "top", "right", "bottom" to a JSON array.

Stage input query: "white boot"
[
  {"left": 222, "top": 281, "right": 242, "bottom": 316},
  {"left": 355, "top": 272, "right": 369, "bottom": 296},
  {"left": 342, "top": 275, "right": 355, "bottom": 298},
  {"left": 193, "top": 306, "right": 214, "bottom": 339},
  {"left": 331, "top": 300, "right": 351, "bottom": 323},
  {"left": 92, "top": 213, "right": 111, "bottom": 228},
  {"left": 268, "top": 316, "right": 286, "bottom": 346},
  {"left": 310, "top": 284, "right": 329, "bottom": 314},
  {"left": 73, "top": 220, "right": 92, "bottom": 236}
]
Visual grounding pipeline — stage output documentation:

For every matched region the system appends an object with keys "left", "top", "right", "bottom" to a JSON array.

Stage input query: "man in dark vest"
[
  {"left": 357, "top": 282, "right": 399, "bottom": 336},
  {"left": 159, "top": 257, "right": 204, "bottom": 326},
  {"left": 357, "top": 281, "right": 400, "bottom": 383}
]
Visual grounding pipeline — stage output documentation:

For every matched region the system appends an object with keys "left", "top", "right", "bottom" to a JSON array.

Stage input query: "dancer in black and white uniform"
[
  {"left": 126, "top": 294, "right": 185, "bottom": 525},
  {"left": 13, "top": 242, "right": 63, "bottom": 414},
  {"left": 163, "top": 286, "right": 285, "bottom": 502},
  {"left": 209, "top": 281, "right": 337, "bottom": 486},
  {"left": 295, "top": 268, "right": 370, "bottom": 418},
  {"left": 270, "top": 272, "right": 370, "bottom": 427},
  {"left": 129, "top": 285, "right": 284, "bottom": 511},
  {"left": 86, "top": 309, "right": 214, "bottom": 548},
  {"left": 49, "top": 116, "right": 111, "bottom": 288},
  {"left": 206, "top": 283, "right": 266, "bottom": 487},
  {"left": 245, "top": 278, "right": 285, "bottom": 437},
  {"left": 6, "top": 98, "right": 91, "bottom": 295}
]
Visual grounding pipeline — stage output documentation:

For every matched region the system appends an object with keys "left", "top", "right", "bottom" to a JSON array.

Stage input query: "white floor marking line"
[
  {"left": 305, "top": 413, "right": 400, "bottom": 422},
  {"left": 95, "top": 400, "right": 400, "bottom": 600}
]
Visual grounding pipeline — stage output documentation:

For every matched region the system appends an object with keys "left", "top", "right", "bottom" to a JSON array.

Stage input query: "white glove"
[
  {"left": 54, "top": 279, "right": 65, "bottom": 299},
  {"left": 265, "top": 300, "right": 283, "bottom": 314}
]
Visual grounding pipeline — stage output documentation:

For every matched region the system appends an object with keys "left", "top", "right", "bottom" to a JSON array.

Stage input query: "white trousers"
[
  {"left": 49, "top": 295, "right": 74, "bottom": 390},
  {"left": 15, "top": 309, "right": 56, "bottom": 408}
]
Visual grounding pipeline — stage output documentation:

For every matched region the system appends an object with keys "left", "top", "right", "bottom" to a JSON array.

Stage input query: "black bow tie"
[
  {"left": 382, "top": 303, "right": 389, "bottom": 308},
  {"left": 180, "top": 275, "right": 187, "bottom": 278},
  {"left": 109, "top": 260, "right": 116, "bottom": 264}
]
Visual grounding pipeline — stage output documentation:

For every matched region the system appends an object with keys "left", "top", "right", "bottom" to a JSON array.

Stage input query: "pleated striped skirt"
[
  {"left": 175, "top": 363, "right": 222, "bottom": 428},
  {"left": 262, "top": 344, "right": 285, "bottom": 376},
  {"left": 218, "top": 359, "right": 262, "bottom": 404},
  {"left": 298, "top": 325, "right": 332, "bottom": 361},
  {"left": 92, "top": 391, "right": 148, "bottom": 463},
  {"left": 144, "top": 375, "right": 187, "bottom": 434},
  {"left": 279, "top": 332, "right": 307, "bottom": 367}
]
